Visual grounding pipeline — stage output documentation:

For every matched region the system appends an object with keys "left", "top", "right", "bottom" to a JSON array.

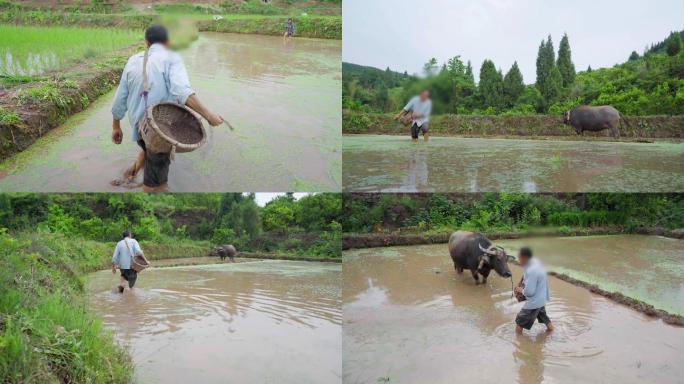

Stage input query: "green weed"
[{"left": 0, "top": 107, "right": 21, "bottom": 126}]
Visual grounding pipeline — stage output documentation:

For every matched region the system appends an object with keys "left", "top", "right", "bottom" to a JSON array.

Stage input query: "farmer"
[
  {"left": 284, "top": 18, "right": 296, "bottom": 37},
  {"left": 394, "top": 90, "right": 432, "bottom": 142},
  {"left": 111, "top": 24, "right": 223, "bottom": 192},
  {"left": 111, "top": 230, "right": 149, "bottom": 293},
  {"left": 514, "top": 247, "right": 554, "bottom": 334}
]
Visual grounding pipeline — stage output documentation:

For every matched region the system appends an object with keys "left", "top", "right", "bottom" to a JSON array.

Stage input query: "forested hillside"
[
  {"left": 343, "top": 31, "right": 684, "bottom": 116},
  {"left": 0, "top": 193, "right": 342, "bottom": 257}
]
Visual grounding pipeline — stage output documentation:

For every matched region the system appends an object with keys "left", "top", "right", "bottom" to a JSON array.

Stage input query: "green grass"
[
  {"left": 18, "top": 81, "right": 72, "bottom": 113},
  {"left": 0, "top": 107, "right": 20, "bottom": 126},
  {"left": 0, "top": 230, "right": 132, "bottom": 383},
  {"left": 0, "top": 24, "right": 139, "bottom": 76}
]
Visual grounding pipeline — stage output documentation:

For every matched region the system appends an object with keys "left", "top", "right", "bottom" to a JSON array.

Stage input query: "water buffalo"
[
  {"left": 448, "top": 231, "right": 512, "bottom": 284},
  {"left": 563, "top": 105, "right": 629, "bottom": 139},
  {"left": 211, "top": 244, "right": 237, "bottom": 262}
]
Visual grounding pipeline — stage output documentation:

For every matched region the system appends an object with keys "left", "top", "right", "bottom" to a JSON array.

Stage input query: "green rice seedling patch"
[{"left": 0, "top": 24, "right": 139, "bottom": 76}]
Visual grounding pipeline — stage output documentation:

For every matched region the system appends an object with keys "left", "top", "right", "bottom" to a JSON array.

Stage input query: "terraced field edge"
[{"left": 343, "top": 111, "right": 684, "bottom": 140}]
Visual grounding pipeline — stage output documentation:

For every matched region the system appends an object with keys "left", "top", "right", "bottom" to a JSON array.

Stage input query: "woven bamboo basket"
[
  {"left": 131, "top": 254, "right": 150, "bottom": 273},
  {"left": 139, "top": 102, "right": 207, "bottom": 155}
]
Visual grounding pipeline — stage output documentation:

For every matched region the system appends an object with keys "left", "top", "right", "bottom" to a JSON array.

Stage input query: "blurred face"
[
  {"left": 420, "top": 90, "right": 429, "bottom": 101},
  {"left": 518, "top": 253, "right": 531, "bottom": 267}
]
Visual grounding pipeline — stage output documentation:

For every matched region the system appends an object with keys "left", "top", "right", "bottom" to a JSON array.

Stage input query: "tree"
[
  {"left": 666, "top": 32, "right": 682, "bottom": 56},
  {"left": 261, "top": 194, "right": 299, "bottom": 232},
  {"left": 545, "top": 66, "right": 563, "bottom": 105},
  {"left": 557, "top": 33, "right": 576, "bottom": 87},
  {"left": 503, "top": 61, "right": 525, "bottom": 107},
  {"left": 465, "top": 60, "right": 474, "bottom": 83},
  {"left": 478, "top": 59, "right": 504, "bottom": 109},
  {"left": 423, "top": 57, "right": 439, "bottom": 77},
  {"left": 298, "top": 193, "right": 341, "bottom": 232},
  {"left": 535, "top": 35, "right": 562, "bottom": 109},
  {"left": 629, "top": 51, "right": 640, "bottom": 61}
]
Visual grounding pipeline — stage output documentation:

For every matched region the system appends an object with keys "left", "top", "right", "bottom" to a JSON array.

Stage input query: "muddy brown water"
[
  {"left": 0, "top": 33, "right": 341, "bottom": 192},
  {"left": 87, "top": 260, "right": 341, "bottom": 383},
  {"left": 496, "top": 235, "right": 684, "bottom": 315},
  {"left": 343, "top": 244, "right": 684, "bottom": 384},
  {"left": 342, "top": 135, "right": 684, "bottom": 192}
]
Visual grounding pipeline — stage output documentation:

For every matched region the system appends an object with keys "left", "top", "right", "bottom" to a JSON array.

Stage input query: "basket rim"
[{"left": 146, "top": 102, "right": 207, "bottom": 149}]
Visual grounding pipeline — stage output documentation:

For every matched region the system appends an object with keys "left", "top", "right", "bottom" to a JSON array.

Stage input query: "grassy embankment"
[
  {"left": 0, "top": 3, "right": 342, "bottom": 39},
  {"left": 0, "top": 24, "right": 143, "bottom": 160},
  {"left": 343, "top": 226, "right": 684, "bottom": 249},
  {"left": 343, "top": 110, "right": 684, "bottom": 140},
  {"left": 0, "top": 231, "right": 133, "bottom": 383}
]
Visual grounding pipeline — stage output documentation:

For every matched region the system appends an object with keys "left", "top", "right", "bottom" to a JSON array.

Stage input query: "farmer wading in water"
[
  {"left": 111, "top": 230, "right": 150, "bottom": 293},
  {"left": 514, "top": 247, "right": 554, "bottom": 334},
  {"left": 111, "top": 25, "right": 223, "bottom": 192},
  {"left": 394, "top": 89, "right": 432, "bottom": 142}
]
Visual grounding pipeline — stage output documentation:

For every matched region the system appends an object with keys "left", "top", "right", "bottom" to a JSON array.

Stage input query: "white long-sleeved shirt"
[
  {"left": 112, "top": 238, "right": 142, "bottom": 270},
  {"left": 111, "top": 43, "right": 195, "bottom": 141},
  {"left": 522, "top": 258, "right": 551, "bottom": 310}
]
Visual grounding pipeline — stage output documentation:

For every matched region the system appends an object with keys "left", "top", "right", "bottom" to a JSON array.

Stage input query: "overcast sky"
[
  {"left": 343, "top": 0, "right": 684, "bottom": 83},
  {"left": 253, "top": 193, "right": 309, "bottom": 207}
]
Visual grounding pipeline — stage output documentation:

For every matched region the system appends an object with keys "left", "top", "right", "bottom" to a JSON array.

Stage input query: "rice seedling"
[{"left": 0, "top": 24, "right": 140, "bottom": 76}]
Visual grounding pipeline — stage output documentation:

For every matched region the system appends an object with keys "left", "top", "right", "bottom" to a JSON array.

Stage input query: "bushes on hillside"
[{"left": 342, "top": 193, "right": 684, "bottom": 233}]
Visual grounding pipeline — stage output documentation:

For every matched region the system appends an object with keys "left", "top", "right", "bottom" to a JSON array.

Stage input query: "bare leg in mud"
[
  {"left": 124, "top": 150, "right": 145, "bottom": 180},
  {"left": 110, "top": 150, "right": 144, "bottom": 188},
  {"left": 516, "top": 325, "right": 523, "bottom": 334},
  {"left": 118, "top": 276, "right": 126, "bottom": 293},
  {"left": 545, "top": 322, "right": 554, "bottom": 332}
]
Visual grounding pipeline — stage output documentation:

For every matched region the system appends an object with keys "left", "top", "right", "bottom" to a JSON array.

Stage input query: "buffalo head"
[{"left": 478, "top": 243, "right": 512, "bottom": 278}]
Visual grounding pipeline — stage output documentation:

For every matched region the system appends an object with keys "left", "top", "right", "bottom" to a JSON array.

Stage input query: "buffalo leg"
[
  {"left": 470, "top": 269, "right": 480, "bottom": 284},
  {"left": 480, "top": 269, "right": 491, "bottom": 284},
  {"left": 611, "top": 125, "right": 620, "bottom": 139}
]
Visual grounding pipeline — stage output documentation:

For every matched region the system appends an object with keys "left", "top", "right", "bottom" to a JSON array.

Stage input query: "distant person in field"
[
  {"left": 514, "top": 247, "right": 554, "bottom": 334},
  {"left": 284, "top": 18, "right": 296, "bottom": 37},
  {"left": 394, "top": 90, "right": 432, "bottom": 142},
  {"left": 111, "top": 230, "right": 150, "bottom": 293},
  {"left": 111, "top": 24, "right": 223, "bottom": 192}
]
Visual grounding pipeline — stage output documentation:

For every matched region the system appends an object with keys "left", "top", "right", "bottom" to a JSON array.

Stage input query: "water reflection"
[
  {"left": 87, "top": 260, "right": 341, "bottom": 384},
  {"left": 343, "top": 135, "right": 684, "bottom": 192}
]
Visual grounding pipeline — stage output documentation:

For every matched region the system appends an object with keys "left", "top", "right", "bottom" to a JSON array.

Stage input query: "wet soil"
[
  {"left": 343, "top": 244, "right": 684, "bottom": 384},
  {"left": 0, "top": 32, "right": 341, "bottom": 191},
  {"left": 87, "top": 259, "right": 341, "bottom": 383},
  {"left": 342, "top": 135, "right": 684, "bottom": 192}
]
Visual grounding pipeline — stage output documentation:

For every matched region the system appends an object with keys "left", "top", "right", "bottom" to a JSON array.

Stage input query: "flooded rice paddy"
[
  {"left": 0, "top": 33, "right": 341, "bottom": 191},
  {"left": 496, "top": 235, "right": 684, "bottom": 315},
  {"left": 343, "top": 241, "right": 684, "bottom": 384},
  {"left": 342, "top": 135, "right": 684, "bottom": 192},
  {"left": 87, "top": 260, "right": 341, "bottom": 383}
]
